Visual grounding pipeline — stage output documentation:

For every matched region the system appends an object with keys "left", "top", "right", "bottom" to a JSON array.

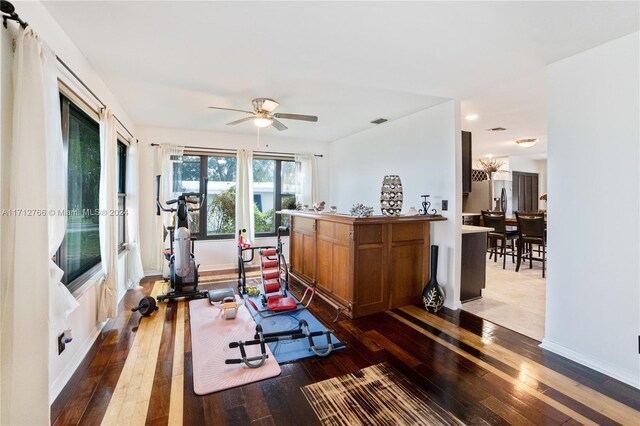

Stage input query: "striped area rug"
[{"left": 301, "top": 363, "right": 464, "bottom": 426}]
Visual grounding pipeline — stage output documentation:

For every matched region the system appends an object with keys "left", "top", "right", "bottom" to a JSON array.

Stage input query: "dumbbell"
[{"left": 131, "top": 296, "right": 158, "bottom": 317}]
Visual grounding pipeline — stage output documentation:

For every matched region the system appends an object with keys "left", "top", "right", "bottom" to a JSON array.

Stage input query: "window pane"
[
  {"left": 207, "top": 156, "right": 236, "bottom": 235},
  {"left": 280, "top": 194, "right": 296, "bottom": 228},
  {"left": 184, "top": 194, "right": 201, "bottom": 234},
  {"left": 253, "top": 159, "right": 275, "bottom": 234},
  {"left": 118, "top": 194, "right": 126, "bottom": 248},
  {"left": 65, "top": 104, "right": 101, "bottom": 283},
  {"left": 117, "top": 142, "right": 127, "bottom": 194},
  {"left": 281, "top": 161, "right": 296, "bottom": 194},
  {"left": 172, "top": 155, "right": 201, "bottom": 194}
]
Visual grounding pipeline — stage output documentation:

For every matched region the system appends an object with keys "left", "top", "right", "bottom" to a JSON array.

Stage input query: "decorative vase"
[
  {"left": 380, "top": 175, "right": 403, "bottom": 216},
  {"left": 422, "top": 245, "right": 445, "bottom": 313}
]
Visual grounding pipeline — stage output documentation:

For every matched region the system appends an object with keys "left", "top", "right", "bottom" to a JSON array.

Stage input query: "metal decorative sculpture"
[{"left": 419, "top": 195, "right": 437, "bottom": 216}]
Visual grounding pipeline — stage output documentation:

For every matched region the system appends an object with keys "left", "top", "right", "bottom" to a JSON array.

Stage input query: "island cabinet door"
[
  {"left": 387, "top": 222, "right": 430, "bottom": 309},
  {"left": 353, "top": 224, "right": 387, "bottom": 317},
  {"left": 290, "top": 216, "right": 316, "bottom": 283},
  {"left": 316, "top": 221, "right": 353, "bottom": 307}
]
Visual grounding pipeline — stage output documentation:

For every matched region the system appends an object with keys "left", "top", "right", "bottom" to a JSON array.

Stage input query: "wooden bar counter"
[{"left": 282, "top": 210, "right": 447, "bottom": 318}]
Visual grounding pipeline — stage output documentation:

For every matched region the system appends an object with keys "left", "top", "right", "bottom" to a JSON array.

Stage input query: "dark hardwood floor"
[{"left": 51, "top": 274, "right": 640, "bottom": 425}]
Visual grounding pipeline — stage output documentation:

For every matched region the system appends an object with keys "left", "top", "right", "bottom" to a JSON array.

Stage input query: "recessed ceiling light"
[
  {"left": 487, "top": 127, "right": 507, "bottom": 132},
  {"left": 515, "top": 138, "right": 538, "bottom": 148},
  {"left": 465, "top": 114, "right": 479, "bottom": 121},
  {"left": 486, "top": 154, "right": 493, "bottom": 158}
]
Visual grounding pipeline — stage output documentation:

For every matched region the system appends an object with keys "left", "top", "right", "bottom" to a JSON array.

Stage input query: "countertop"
[
  {"left": 462, "top": 225, "right": 493, "bottom": 234},
  {"left": 278, "top": 210, "right": 447, "bottom": 225}
]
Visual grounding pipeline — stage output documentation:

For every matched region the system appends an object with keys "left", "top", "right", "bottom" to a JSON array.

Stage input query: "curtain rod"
[
  {"left": 57, "top": 56, "right": 136, "bottom": 142},
  {"left": 1, "top": 1, "right": 137, "bottom": 143},
  {"left": 150, "top": 143, "right": 323, "bottom": 158}
]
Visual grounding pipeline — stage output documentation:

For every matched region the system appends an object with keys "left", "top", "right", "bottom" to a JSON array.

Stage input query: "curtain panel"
[
  {"left": 236, "top": 150, "right": 255, "bottom": 244},
  {"left": 98, "top": 109, "right": 119, "bottom": 322},
  {"left": 125, "top": 140, "right": 145, "bottom": 289},
  {"left": 1, "top": 27, "right": 77, "bottom": 425},
  {"left": 295, "top": 154, "right": 318, "bottom": 208}
]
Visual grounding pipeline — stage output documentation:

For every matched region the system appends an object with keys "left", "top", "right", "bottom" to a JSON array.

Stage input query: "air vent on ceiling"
[
  {"left": 371, "top": 118, "right": 388, "bottom": 125},
  {"left": 487, "top": 127, "right": 507, "bottom": 132}
]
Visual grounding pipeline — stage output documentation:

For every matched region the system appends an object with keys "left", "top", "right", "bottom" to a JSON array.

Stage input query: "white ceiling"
[{"left": 42, "top": 1, "right": 639, "bottom": 157}]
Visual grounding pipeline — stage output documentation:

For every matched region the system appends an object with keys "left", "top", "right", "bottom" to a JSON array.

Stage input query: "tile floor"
[{"left": 461, "top": 251, "right": 546, "bottom": 341}]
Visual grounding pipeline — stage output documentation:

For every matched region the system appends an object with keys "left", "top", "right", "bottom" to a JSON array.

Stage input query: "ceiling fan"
[{"left": 208, "top": 98, "right": 318, "bottom": 131}]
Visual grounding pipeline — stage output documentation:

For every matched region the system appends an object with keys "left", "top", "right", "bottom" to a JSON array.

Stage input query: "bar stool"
[
  {"left": 515, "top": 211, "right": 546, "bottom": 277},
  {"left": 481, "top": 210, "right": 518, "bottom": 269}
]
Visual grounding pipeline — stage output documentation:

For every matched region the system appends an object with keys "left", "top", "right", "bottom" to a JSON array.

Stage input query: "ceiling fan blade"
[
  {"left": 271, "top": 119, "right": 288, "bottom": 131},
  {"left": 226, "top": 116, "right": 256, "bottom": 126},
  {"left": 273, "top": 113, "right": 318, "bottom": 122},
  {"left": 208, "top": 106, "right": 255, "bottom": 114}
]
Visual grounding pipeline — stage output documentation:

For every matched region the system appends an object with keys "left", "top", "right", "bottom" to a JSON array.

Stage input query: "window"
[
  {"left": 172, "top": 155, "right": 202, "bottom": 234},
  {"left": 117, "top": 142, "right": 127, "bottom": 251},
  {"left": 169, "top": 154, "right": 294, "bottom": 239},
  {"left": 206, "top": 155, "right": 237, "bottom": 237},
  {"left": 58, "top": 95, "right": 101, "bottom": 287},
  {"left": 253, "top": 158, "right": 295, "bottom": 235}
]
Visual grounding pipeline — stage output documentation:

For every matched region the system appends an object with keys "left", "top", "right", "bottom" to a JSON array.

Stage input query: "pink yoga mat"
[{"left": 189, "top": 297, "right": 281, "bottom": 395}]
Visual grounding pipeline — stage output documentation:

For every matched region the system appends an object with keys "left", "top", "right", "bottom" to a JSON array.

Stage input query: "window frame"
[
  {"left": 253, "top": 157, "right": 293, "bottom": 238},
  {"left": 171, "top": 153, "right": 294, "bottom": 240},
  {"left": 117, "top": 141, "right": 127, "bottom": 253},
  {"left": 57, "top": 94, "right": 103, "bottom": 291}
]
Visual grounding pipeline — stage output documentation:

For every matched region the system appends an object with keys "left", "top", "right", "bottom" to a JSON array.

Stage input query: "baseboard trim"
[{"left": 540, "top": 338, "right": 640, "bottom": 389}]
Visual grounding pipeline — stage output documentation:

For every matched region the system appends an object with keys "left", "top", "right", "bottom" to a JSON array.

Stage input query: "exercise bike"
[{"left": 155, "top": 175, "right": 208, "bottom": 302}]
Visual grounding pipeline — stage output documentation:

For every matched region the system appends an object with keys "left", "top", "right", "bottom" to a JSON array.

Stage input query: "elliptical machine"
[{"left": 155, "top": 175, "right": 208, "bottom": 302}]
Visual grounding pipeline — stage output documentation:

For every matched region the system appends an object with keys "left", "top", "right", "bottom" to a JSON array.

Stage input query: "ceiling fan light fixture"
[
  {"left": 515, "top": 138, "right": 538, "bottom": 148},
  {"left": 254, "top": 117, "right": 273, "bottom": 128}
]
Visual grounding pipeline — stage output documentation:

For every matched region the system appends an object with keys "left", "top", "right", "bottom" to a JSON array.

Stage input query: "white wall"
[
  {"left": 0, "top": 1, "right": 139, "bottom": 413},
  {"left": 329, "top": 100, "right": 462, "bottom": 308},
  {"left": 49, "top": 253, "right": 129, "bottom": 401},
  {"left": 543, "top": 32, "right": 640, "bottom": 388},
  {"left": 137, "top": 127, "right": 330, "bottom": 273}
]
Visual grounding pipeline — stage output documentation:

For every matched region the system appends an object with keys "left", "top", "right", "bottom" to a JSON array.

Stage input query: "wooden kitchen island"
[{"left": 282, "top": 211, "right": 447, "bottom": 318}]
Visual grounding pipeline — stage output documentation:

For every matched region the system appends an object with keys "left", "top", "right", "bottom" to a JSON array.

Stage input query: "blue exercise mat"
[{"left": 243, "top": 294, "right": 345, "bottom": 363}]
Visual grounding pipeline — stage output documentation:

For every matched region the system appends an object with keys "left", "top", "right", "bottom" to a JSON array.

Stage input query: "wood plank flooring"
[{"left": 51, "top": 274, "right": 640, "bottom": 425}]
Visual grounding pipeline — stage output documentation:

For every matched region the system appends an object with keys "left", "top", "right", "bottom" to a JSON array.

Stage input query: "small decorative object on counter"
[
  {"left": 350, "top": 203, "right": 374, "bottom": 217},
  {"left": 422, "top": 245, "right": 445, "bottom": 313},
  {"left": 313, "top": 201, "right": 326, "bottom": 212},
  {"left": 330, "top": 205, "right": 338, "bottom": 213},
  {"left": 419, "top": 195, "right": 437, "bottom": 216},
  {"left": 380, "top": 175, "right": 403, "bottom": 216},
  {"left": 405, "top": 206, "right": 419, "bottom": 216},
  {"left": 285, "top": 199, "right": 299, "bottom": 210}
]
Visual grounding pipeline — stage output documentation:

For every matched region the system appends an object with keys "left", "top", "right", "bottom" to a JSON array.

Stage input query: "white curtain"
[
  {"left": 295, "top": 154, "right": 318, "bottom": 207},
  {"left": 97, "top": 109, "right": 119, "bottom": 322},
  {"left": 1, "top": 27, "right": 76, "bottom": 426},
  {"left": 155, "top": 145, "right": 184, "bottom": 272},
  {"left": 125, "top": 140, "right": 144, "bottom": 290},
  {"left": 236, "top": 150, "right": 255, "bottom": 244}
]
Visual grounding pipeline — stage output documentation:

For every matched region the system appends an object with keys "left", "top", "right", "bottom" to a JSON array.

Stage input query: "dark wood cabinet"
[
  {"left": 462, "top": 131, "right": 472, "bottom": 194},
  {"left": 512, "top": 171, "right": 539, "bottom": 212},
  {"left": 460, "top": 230, "right": 487, "bottom": 302},
  {"left": 287, "top": 211, "right": 446, "bottom": 318}
]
